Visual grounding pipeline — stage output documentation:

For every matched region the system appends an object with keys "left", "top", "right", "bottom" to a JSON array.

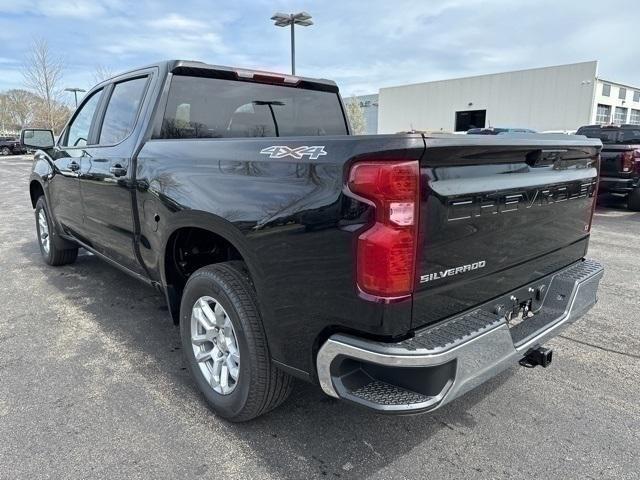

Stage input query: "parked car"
[
  {"left": 467, "top": 127, "right": 537, "bottom": 135},
  {"left": 23, "top": 60, "right": 604, "bottom": 421},
  {"left": 575, "top": 124, "right": 640, "bottom": 210},
  {"left": 0, "top": 136, "right": 26, "bottom": 155},
  {"left": 542, "top": 130, "right": 577, "bottom": 135}
]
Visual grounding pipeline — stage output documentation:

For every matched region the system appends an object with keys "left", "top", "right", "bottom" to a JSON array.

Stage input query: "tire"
[
  {"left": 1, "top": 147, "right": 10, "bottom": 156},
  {"left": 180, "top": 262, "right": 292, "bottom": 422},
  {"left": 628, "top": 187, "right": 640, "bottom": 211},
  {"left": 35, "top": 196, "right": 79, "bottom": 266}
]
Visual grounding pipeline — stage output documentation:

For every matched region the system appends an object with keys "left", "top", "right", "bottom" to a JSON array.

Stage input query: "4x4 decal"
[{"left": 260, "top": 145, "right": 327, "bottom": 160}]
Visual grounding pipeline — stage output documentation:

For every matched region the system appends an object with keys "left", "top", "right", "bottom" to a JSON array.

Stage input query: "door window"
[
  {"left": 64, "top": 89, "right": 103, "bottom": 147},
  {"left": 99, "top": 77, "right": 148, "bottom": 145},
  {"left": 614, "top": 107, "right": 628, "bottom": 124},
  {"left": 596, "top": 104, "right": 611, "bottom": 124}
]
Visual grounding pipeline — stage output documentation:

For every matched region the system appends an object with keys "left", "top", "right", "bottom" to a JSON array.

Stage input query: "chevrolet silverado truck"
[
  {"left": 575, "top": 124, "right": 640, "bottom": 210},
  {"left": 23, "top": 60, "right": 604, "bottom": 422}
]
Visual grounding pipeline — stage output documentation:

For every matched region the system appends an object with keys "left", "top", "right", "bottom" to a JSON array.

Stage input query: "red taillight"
[
  {"left": 634, "top": 150, "right": 640, "bottom": 174},
  {"left": 621, "top": 151, "right": 634, "bottom": 173},
  {"left": 348, "top": 160, "right": 419, "bottom": 299}
]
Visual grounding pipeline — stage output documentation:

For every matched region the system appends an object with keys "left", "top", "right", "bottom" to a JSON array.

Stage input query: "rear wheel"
[
  {"left": 35, "top": 196, "right": 78, "bottom": 266},
  {"left": 1, "top": 146, "right": 10, "bottom": 156},
  {"left": 180, "top": 262, "right": 292, "bottom": 421},
  {"left": 628, "top": 187, "right": 640, "bottom": 211}
]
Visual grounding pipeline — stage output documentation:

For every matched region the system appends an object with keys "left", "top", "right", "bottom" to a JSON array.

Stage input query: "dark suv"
[
  {"left": 576, "top": 124, "right": 640, "bottom": 210},
  {"left": 0, "top": 136, "right": 26, "bottom": 155}
]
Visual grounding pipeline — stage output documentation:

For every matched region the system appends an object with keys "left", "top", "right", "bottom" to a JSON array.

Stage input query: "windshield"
[{"left": 577, "top": 127, "right": 640, "bottom": 144}]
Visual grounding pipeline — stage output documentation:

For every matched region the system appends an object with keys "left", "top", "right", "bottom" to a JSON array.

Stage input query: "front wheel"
[
  {"left": 180, "top": 262, "right": 292, "bottom": 422},
  {"left": 628, "top": 186, "right": 640, "bottom": 211},
  {"left": 35, "top": 196, "right": 78, "bottom": 266}
]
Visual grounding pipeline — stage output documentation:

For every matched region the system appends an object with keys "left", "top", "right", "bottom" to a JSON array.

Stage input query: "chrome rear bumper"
[{"left": 316, "top": 259, "right": 604, "bottom": 413}]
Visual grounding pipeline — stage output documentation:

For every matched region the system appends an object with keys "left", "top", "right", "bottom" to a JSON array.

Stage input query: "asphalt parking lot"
[{"left": 0, "top": 154, "right": 638, "bottom": 479}]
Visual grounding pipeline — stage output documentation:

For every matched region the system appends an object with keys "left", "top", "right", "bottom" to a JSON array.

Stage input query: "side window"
[
  {"left": 99, "top": 76, "right": 148, "bottom": 145},
  {"left": 64, "top": 89, "right": 103, "bottom": 147}
]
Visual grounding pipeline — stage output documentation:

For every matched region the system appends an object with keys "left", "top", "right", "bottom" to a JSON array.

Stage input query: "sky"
[{"left": 0, "top": 0, "right": 637, "bottom": 105}]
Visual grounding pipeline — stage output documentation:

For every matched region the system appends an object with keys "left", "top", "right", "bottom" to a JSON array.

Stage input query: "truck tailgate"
[
  {"left": 600, "top": 144, "right": 636, "bottom": 179},
  {"left": 412, "top": 134, "right": 601, "bottom": 329}
]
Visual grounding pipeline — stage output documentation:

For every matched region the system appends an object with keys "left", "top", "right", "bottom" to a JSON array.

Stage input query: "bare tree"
[
  {"left": 0, "top": 94, "right": 8, "bottom": 133},
  {"left": 93, "top": 64, "right": 115, "bottom": 84},
  {"left": 23, "top": 38, "right": 65, "bottom": 131},
  {"left": 345, "top": 96, "right": 367, "bottom": 135},
  {"left": 5, "top": 89, "right": 37, "bottom": 129}
]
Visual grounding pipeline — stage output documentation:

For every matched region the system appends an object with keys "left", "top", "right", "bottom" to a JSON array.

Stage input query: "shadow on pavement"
[{"left": 20, "top": 239, "right": 517, "bottom": 479}]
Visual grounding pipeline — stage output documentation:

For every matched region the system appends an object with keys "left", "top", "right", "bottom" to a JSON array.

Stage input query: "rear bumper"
[
  {"left": 599, "top": 176, "right": 638, "bottom": 194},
  {"left": 317, "top": 259, "right": 604, "bottom": 414}
]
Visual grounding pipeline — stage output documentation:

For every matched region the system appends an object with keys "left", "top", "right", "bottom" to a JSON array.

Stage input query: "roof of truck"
[{"left": 100, "top": 60, "right": 339, "bottom": 92}]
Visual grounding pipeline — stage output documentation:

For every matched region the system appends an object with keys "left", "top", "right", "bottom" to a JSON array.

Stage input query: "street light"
[
  {"left": 64, "top": 87, "right": 86, "bottom": 108},
  {"left": 270, "top": 11, "right": 313, "bottom": 75}
]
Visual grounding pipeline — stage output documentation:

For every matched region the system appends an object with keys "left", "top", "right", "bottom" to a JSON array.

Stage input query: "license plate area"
[{"left": 491, "top": 275, "right": 574, "bottom": 345}]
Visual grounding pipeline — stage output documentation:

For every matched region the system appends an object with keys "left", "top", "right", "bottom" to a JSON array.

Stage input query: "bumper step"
[
  {"left": 397, "top": 309, "right": 501, "bottom": 352},
  {"left": 352, "top": 380, "right": 432, "bottom": 406},
  {"left": 316, "top": 259, "right": 604, "bottom": 414}
]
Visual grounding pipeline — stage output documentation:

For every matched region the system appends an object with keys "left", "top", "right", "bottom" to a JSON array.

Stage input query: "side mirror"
[{"left": 21, "top": 128, "right": 55, "bottom": 150}]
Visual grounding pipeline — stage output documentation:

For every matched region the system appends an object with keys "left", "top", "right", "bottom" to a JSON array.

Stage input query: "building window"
[
  {"left": 614, "top": 106, "right": 628, "bottom": 124},
  {"left": 634, "top": 91, "right": 640, "bottom": 102},
  {"left": 619, "top": 87, "right": 627, "bottom": 100},
  {"left": 630, "top": 109, "right": 640, "bottom": 125},
  {"left": 596, "top": 104, "right": 611, "bottom": 124},
  {"left": 455, "top": 109, "right": 486, "bottom": 131},
  {"left": 602, "top": 84, "right": 611, "bottom": 96}
]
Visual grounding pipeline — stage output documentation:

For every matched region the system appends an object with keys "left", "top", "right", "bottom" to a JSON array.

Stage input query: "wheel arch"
[
  {"left": 159, "top": 211, "right": 262, "bottom": 323},
  {"left": 29, "top": 179, "right": 46, "bottom": 208}
]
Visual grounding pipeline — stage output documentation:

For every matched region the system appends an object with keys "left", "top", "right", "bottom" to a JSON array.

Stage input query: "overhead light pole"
[
  {"left": 64, "top": 87, "right": 86, "bottom": 108},
  {"left": 270, "top": 12, "right": 313, "bottom": 75}
]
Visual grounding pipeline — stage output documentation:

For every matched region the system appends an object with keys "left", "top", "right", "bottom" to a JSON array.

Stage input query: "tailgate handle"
[{"left": 526, "top": 149, "right": 567, "bottom": 167}]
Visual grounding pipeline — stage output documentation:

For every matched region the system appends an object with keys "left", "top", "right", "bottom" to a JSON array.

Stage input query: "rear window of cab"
[
  {"left": 157, "top": 75, "right": 348, "bottom": 139},
  {"left": 577, "top": 127, "right": 640, "bottom": 144}
]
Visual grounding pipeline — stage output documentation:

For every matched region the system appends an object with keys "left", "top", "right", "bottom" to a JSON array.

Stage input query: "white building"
[{"left": 377, "top": 61, "right": 640, "bottom": 133}]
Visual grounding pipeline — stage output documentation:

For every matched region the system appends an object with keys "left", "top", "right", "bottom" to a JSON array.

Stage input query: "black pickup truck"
[
  {"left": 23, "top": 60, "right": 604, "bottom": 421},
  {"left": 575, "top": 124, "right": 640, "bottom": 210},
  {"left": 0, "top": 136, "right": 26, "bottom": 155}
]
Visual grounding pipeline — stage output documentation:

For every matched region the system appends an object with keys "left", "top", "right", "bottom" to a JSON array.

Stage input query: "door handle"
[
  {"left": 69, "top": 161, "right": 80, "bottom": 171},
  {"left": 110, "top": 164, "right": 127, "bottom": 177}
]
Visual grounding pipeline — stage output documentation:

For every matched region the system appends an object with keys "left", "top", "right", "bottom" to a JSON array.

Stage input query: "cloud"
[
  {"left": 0, "top": 0, "right": 115, "bottom": 18},
  {"left": 147, "top": 13, "right": 208, "bottom": 31},
  {"left": 0, "top": 0, "right": 638, "bottom": 96}
]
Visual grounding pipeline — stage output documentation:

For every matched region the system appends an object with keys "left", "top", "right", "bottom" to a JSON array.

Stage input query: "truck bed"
[{"left": 136, "top": 132, "right": 600, "bottom": 375}]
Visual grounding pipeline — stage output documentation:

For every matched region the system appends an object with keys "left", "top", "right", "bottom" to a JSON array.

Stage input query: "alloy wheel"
[
  {"left": 38, "top": 208, "right": 50, "bottom": 255},
  {"left": 190, "top": 296, "right": 240, "bottom": 395}
]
